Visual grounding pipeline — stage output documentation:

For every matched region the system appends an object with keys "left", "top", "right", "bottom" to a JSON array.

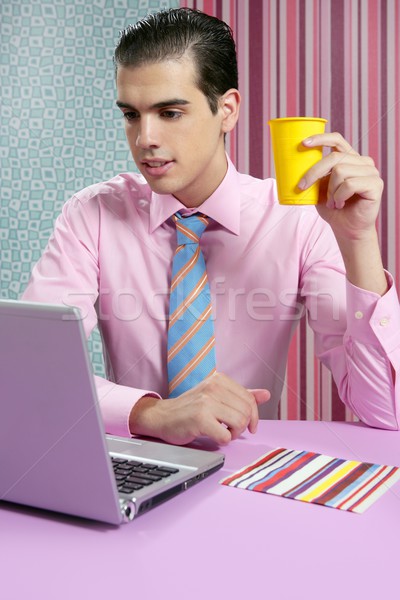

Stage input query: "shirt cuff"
[
  {"left": 345, "top": 271, "right": 400, "bottom": 352},
  {"left": 94, "top": 375, "right": 162, "bottom": 438}
]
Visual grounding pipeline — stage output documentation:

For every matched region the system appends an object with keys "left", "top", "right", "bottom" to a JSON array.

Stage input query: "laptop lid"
[{"left": 0, "top": 299, "right": 224, "bottom": 524}]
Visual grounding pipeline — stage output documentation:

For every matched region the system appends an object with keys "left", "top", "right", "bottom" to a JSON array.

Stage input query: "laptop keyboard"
[{"left": 111, "top": 457, "right": 179, "bottom": 495}]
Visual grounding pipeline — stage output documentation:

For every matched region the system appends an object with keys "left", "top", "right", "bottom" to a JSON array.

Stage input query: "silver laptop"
[{"left": 0, "top": 299, "right": 224, "bottom": 525}]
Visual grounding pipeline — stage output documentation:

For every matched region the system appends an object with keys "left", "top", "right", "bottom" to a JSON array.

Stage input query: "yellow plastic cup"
[{"left": 268, "top": 117, "right": 327, "bottom": 205}]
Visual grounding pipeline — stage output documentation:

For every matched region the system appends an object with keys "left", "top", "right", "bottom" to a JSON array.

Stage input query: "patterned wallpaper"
[{"left": 0, "top": 0, "right": 177, "bottom": 374}]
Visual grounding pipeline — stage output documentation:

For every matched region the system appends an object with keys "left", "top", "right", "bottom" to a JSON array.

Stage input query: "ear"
[{"left": 219, "top": 88, "right": 241, "bottom": 133}]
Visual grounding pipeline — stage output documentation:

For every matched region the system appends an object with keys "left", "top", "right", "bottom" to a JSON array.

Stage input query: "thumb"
[{"left": 249, "top": 388, "right": 271, "bottom": 405}]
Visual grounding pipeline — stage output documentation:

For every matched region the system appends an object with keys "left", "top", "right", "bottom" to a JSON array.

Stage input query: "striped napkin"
[{"left": 220, "top": 448, "right": 400, "bottom": 513}]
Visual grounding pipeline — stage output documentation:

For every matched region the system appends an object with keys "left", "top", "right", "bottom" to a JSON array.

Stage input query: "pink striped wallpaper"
[{"left": 181, "top": 0, "right": 400, "bottom": 422}]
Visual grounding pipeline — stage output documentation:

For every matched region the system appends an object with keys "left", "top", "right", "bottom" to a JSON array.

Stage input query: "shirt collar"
[{"left": 149, "top": 154, "right": 241, "bottom": 235}]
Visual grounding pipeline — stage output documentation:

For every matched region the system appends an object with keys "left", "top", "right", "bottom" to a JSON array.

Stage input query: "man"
[{"left": 23, "top": 8, "right": 400, "bottom": 445}]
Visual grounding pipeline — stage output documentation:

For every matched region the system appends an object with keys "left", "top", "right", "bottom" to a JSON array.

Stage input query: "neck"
[{"left": 173, "top": 152, "right": 228, "bottom": 208}]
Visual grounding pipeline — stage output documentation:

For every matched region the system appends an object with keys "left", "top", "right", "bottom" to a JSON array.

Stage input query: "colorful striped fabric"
[
  {"left": 220, "top": 447, "right": 400, "bottom": 513},
  {"left": 167, "top": 213, "right": 217, "bottom": 397},
  {"left": 181, "top": 0, "right": 400, "bottom": 424}
]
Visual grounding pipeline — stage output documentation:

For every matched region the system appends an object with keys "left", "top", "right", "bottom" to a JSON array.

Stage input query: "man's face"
[{"left": 116, "top": 56, "right": 230, "bottom": 207}]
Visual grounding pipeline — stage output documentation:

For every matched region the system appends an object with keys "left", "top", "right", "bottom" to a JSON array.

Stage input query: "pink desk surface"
[{"left": 1, "top": 420, "right": 400, "bottom": 600}]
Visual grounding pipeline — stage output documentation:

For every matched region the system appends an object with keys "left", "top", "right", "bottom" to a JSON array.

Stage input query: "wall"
[{"left": 0, "top": 0, "right": 177, "bottom": 374}]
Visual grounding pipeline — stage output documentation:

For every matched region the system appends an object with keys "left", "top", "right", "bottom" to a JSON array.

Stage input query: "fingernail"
[
  {"left": 298, "top": 178, "right": 307, "bottom": 190},
  {"left": 303, "top": 137, "right": 313, "bottom": 145}
]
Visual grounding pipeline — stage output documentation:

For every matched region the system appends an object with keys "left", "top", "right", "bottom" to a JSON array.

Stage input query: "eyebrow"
[{"left": 116, "top": 99, "right": 190, "bottom": 110}]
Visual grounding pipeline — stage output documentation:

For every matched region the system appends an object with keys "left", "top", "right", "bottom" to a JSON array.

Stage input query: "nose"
[{"left": 135, "top": 115, "right": 160, "bottom": 149}]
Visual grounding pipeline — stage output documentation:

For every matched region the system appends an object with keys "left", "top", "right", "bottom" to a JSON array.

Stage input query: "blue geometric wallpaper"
[{"left": 0, "top": 0, "right": 177, "bottom": 374}]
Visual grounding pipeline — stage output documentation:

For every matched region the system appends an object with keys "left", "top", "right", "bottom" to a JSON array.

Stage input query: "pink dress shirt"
[{"left": 22, "top": 157, "right": 400, "bottom": 435}]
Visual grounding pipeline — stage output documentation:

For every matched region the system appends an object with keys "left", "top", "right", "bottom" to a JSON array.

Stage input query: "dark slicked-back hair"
[{"left": 114, "top": 7, "right": 238, "bottom": 114}]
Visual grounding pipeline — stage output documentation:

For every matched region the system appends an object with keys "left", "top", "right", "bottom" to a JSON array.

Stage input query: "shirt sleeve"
[
  {"left": 339, "top": 274, "right": 400, "bottom": 428},
  {"left": 21, "top": 195, "right": 160, "bottom": 438},
  {"left": 300, "top": 217, "right": 400, "bottom": 430}
]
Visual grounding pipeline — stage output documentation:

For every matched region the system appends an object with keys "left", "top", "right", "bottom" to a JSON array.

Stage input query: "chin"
[
  {"left": 148, "top": 181, "right": 183, "bottom": 198},
  {"left": 149, "top": 184, "right": 174, "bottom": 196}
]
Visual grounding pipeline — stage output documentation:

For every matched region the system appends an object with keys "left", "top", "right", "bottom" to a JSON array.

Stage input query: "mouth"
[
  {"left": 141, "top": 159, "right": 174, "bottom": 177},
  {"left": 142, "top": 159, "right": 169, "bottom": 167}
]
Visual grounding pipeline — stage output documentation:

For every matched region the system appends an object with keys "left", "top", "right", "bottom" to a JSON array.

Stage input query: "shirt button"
[
  {"left": 379, "top": 317, "right": 389, "bottom": 327},
  {"left": 355, "top": 311, "right": 363, "bottom": 319}
]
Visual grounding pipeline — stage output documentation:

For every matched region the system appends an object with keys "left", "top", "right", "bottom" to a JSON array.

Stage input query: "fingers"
[
  {"left": 303, "top": 132, "right": 358, "bottom": 155},
  {"left": 247, "top": 388, "right": 271, "bottom": 433},
  {"left": 199, "top": 417, "right": 233, "bottom": 446},
  {"left": 206, "top": 372, "right": 259, "bottom": 439},
  {"left": 299, "top": 133, "right": 383, "bottom": 210},
  {"left": 190, "top": 372, "right": 270, "bottom": 442},
  {"left": 327, "top": 169, "right": 383, "bottom": 209},
  {"left": 300, "top": 150, "right": 371, "bottom": 190},
  {"left": 214, "top": 376, "right": 270, "bottom": 438},
  {"left": 250, "top": 388, "right": 272, "bottom": 405}
]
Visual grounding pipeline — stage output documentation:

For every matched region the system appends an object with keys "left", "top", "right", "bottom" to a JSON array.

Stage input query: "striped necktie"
[{"left": 167, "top": 212, "right": 217, "bottom": 398}]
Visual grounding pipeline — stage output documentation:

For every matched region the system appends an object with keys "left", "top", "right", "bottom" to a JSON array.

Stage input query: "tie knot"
[{"left": 173, "top": 212, "right": 209, "bottom": 245}]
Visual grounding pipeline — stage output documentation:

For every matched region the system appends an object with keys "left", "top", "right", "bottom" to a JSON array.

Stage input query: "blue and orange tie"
[{"left": 167, "top": 212, "right": 217, "bottom": 398}]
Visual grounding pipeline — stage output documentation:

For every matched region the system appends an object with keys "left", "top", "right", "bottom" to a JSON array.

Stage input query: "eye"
[
  {"left": 123, "top": 111, "right": 138, "bottom": 121},
  {"left": 161, "top": 110, "right": 182, "bottom": 120}
]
